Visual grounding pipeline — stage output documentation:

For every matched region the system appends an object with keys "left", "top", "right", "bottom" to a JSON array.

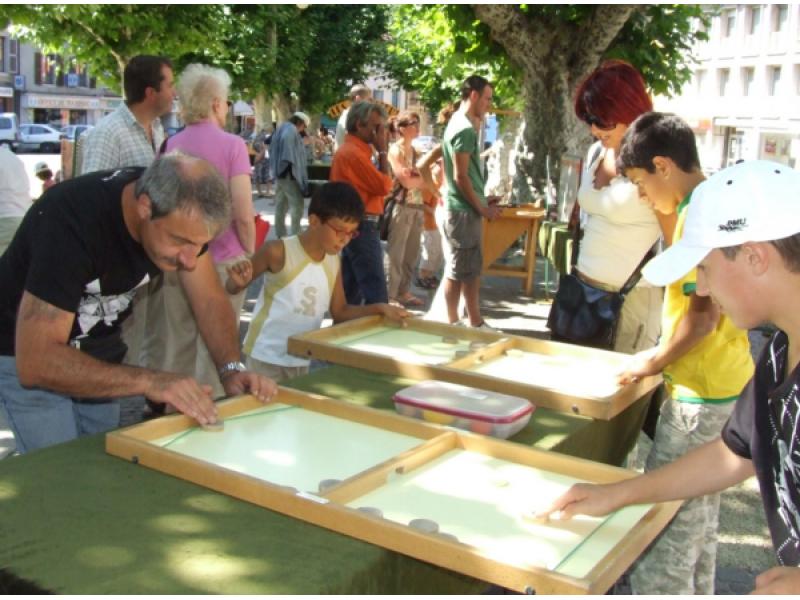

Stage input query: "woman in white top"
[
  {"left": 386, "top": 111, "right": 427, "bottom": 307},
  {"left": 572, "top": 60, "right": 675, "bottom": 354}
]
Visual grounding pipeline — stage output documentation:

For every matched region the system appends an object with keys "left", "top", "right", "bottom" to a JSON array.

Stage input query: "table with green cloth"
[
  {"left": 0, "top": 365, "right": 649, "bottom": 594},
  {"left": 537, "top": 220, "right": 574, "bottom": 276}
]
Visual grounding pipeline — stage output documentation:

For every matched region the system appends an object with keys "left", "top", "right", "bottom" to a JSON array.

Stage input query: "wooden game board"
[
  {"left": 288, "top": 316, "right": 660, "bottom": 420},
  {"left": 106, "top": 389, "right": 680, "bottom": 594}
]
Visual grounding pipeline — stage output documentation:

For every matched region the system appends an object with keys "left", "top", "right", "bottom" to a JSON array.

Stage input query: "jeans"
[
  {"left": 341, "top": 219, "right": 389, "bottom": 305},
  {"left": 274, "top": 177, "right": 305, "bottom": 238},
  {"left": 0, "top": 355, "right": 124, "bottom": 454}
]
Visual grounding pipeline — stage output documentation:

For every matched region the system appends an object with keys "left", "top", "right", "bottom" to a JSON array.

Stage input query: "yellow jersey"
[{"left": 661, "top": 194, "right": 754, "bottom": 403}]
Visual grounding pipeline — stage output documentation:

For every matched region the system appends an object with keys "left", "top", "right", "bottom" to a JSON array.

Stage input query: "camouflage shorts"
[{"left": 629, "top": 398, "right": 735, "bottom": 595}]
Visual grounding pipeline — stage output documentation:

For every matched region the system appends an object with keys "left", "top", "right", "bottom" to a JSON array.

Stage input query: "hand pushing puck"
[{"left": 201, "top": 420, "right": 224, "bottom": 432}]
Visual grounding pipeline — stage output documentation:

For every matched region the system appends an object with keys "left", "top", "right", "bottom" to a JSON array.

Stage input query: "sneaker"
[{"left": 473, "top": 320, "right": 497, "bottom": 332}]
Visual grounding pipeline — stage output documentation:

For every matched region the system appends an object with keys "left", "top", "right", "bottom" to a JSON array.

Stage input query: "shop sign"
[
  {"left": 24, "top": 94, "right": 103, "bottom": 110},
  {"left": 0, "top": 87, "right": 13, "bottom": 98}
]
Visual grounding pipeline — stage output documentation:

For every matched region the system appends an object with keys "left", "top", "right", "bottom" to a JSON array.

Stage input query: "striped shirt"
[{"left": 81, "top": 103, "right": 164, "bottom": 174}]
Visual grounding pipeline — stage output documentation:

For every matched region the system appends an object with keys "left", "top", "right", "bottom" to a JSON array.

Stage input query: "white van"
[{"left": 0, "top": 113, "right": 19, "bottom": 151}]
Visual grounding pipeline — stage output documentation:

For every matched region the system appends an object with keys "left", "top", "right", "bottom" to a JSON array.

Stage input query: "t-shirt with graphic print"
[
  {"left": 722, "top": 330, "right": 800, "bottom": 566},
  {"left": 0, "top": 167, "right": 161, "bottom": 362}
]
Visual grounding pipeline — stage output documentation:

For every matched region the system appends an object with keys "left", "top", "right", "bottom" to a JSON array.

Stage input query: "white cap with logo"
[{"left": 643, "top": 160, "right": 800, "bottom": 286}]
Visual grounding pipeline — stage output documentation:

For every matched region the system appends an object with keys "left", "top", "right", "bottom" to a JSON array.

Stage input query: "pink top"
[{"left": 166, "top": 121, "right": 252, "bottom": 262}]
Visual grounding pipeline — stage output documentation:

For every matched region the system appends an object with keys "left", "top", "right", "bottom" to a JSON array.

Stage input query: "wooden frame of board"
[
  {"left": 106, "top": 388, "right": 680, "bottom": 595},
  {"left": 287, "top": 316, "right": 660, "bottom": 420}
]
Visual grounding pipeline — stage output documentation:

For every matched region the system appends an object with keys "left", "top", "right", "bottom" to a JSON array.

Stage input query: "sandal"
[{"left": 398, "top": 294, "right": 425, "bottom": 307}]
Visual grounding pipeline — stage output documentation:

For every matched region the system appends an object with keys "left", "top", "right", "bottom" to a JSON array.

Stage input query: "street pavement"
[{"left": 0, "top": 180, "right": 775, "bottom": 594}]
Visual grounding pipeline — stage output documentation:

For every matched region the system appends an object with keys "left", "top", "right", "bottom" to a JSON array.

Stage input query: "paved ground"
[{"left": 0, "top": 186, "right": 775, "bottom": 593}]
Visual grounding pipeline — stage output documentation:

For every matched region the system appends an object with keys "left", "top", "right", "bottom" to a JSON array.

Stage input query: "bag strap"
[
  {"left": 619, "top": 243, "right": 658, "bottom": 297},
  {"left": 568, "top": 144, "right": 604, "bottom": 269}
]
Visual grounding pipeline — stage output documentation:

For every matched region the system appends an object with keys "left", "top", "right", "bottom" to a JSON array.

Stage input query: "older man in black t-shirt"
[{"left": 0, "top": 153, "right": 276, "bottom": 453}]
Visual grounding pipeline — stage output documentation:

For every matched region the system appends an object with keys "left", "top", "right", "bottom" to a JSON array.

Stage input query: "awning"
[
  {"left": 233, "top": 100, "right": 254, "bottom": 116},
  {"left": 326, "top": 99, "right": 399, "bottom": 119}
]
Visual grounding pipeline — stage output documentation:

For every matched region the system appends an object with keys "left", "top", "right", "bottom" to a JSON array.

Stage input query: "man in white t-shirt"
[{"left": 0, "top": 146, "right": 32, "bottom": 256}]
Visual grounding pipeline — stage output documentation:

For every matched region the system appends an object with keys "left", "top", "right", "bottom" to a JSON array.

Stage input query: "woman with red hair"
[{"left": 568, "top": 60, "right": 674, "bottom": 354}]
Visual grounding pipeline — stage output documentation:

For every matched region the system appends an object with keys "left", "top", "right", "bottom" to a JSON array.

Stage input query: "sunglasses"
[
  {"left": 324, "top": 221, "right": 360, "bottom": 240},
  {"left": 399, "top": 120, "right": 419, "bottom": 128},
  {"left": 582, "top": 113, "right": 615, "bottom": 131}
]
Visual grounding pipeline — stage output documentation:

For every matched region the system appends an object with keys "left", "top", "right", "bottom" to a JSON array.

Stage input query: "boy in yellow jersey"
[
  {"left": 226, "top": 182, "right": 408, "bottom": 382},
  {"left": 611, "top": 113, "right": 753, "bottom": 594}
]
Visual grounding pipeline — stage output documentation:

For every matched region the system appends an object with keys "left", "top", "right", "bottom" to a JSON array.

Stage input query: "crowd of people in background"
[{"left": 1, "top": 52, "right": 799, "bottom": 595}]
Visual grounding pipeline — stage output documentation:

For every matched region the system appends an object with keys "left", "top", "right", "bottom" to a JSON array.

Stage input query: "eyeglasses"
[
  {"left": 582, "top": 113, "right": 615, "bottom": 131},
  {"left": 324, "top": 221, "right": 360, "bottom": 240}
]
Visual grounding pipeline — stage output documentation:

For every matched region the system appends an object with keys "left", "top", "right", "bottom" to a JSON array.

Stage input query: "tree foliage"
[
  {"left": 0, "top": 5, "right": 388, "bottom": 127},
  {"left": 382, "top": 5, "right": 520, "bottom": 116},
  {"left": 0, "top": 5, "right": 226, "bottom": 92},
  {"left": 383, "top": 4, "right": 710, "bottom": 194}
]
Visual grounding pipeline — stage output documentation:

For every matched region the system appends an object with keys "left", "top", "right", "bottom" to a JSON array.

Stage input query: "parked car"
[
  {"left": 16, "top": 124, "right": 62, "bottom": 153},
  {"left": 0, "top": 112, "right": 19, "bottom": 151},
  {"left": 60, "top": 124, "right": 93, "bottom": 142}
]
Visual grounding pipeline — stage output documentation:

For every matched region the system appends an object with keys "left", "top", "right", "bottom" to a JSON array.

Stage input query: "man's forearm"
[
  {"left": 193, "top": 292, "right": 241, "bottom": 370},
  {"left": 19, "top": 343, "right": 159, "bottom": 398},
  {"left": 614, "top": 438, "right": 753, "bottom": 508}
]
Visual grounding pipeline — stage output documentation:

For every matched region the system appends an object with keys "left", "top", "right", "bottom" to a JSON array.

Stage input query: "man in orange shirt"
[{"left": 330, "top": 101, "right": 393, "bottom": 304}]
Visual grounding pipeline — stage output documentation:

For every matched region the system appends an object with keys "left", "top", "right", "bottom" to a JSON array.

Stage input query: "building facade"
[
  {"left": 1, "top": 28, "right": 121, "bottom": 127},
  {"left": 656, "top": 4, "right": 800, "bottom": 171}
]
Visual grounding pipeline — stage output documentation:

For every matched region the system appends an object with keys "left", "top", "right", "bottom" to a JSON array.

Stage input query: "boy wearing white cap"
[{"left": 538, "top": 140, "right": 800, "bottom": 591}]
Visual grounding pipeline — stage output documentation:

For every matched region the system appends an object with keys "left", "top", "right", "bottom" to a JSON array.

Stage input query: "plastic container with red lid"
[{"left": 393, "top": 380, "right": 534, "bottom": 439}]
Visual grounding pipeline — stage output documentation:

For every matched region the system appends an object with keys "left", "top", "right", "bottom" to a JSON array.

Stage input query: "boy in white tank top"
[{"left": 225, "top": 182, "right": 408, "bottom": 381}]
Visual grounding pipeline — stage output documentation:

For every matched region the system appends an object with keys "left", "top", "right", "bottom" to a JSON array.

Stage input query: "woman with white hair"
[{"left": 142, "top": 63, "right": 257, "bottom": 399}]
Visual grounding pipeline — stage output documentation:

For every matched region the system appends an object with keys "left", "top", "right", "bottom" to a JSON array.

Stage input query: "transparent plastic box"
[{"left": 393, "top": 380, "right": 534, "bottom": 439}]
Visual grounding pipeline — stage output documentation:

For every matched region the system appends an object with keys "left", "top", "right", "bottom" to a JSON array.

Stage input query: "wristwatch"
[{"left": 218, "top": 360, "right": 246, "bottom": 379}]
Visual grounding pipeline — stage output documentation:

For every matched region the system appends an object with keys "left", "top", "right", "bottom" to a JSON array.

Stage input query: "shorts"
[{"left": 443, "top": 209, "right": 482, "bottom": 281}]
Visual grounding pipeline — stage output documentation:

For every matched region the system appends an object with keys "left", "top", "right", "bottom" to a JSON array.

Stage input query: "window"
[
  {"left": 391, "top": 89, "right": 400, "bottom": 108},
  {"left": 748, "top": 6, "right": 761, "bottom": 35},
  {"left": 8, "top": 38, "right": 18, "bottom": 73},
  {"left": 724, "top": 9, "right": 736, "bottom": 37},
  {"left": 696, "top": 69, "right": 706, "bottom": 94},
  {"left": 769, "top": 65, "right": 782, "bottom": 95},
  {"left": 742, "top": 67, "right": 755, "bottom": 95},
  {"left": 38, "top": 53, "right": 61, "bottom": 85},
  {"left": 773, "top": 4, "right": 788, "bottom": 32},
  {"left": 719, "top": 68, "right": 730, "bottom": 96},
  {"left": 373, "top": 89, "right": 384, "bottom": 102},
  {"left": 796, "top": 65, "right": 800, "bottom": 95}
]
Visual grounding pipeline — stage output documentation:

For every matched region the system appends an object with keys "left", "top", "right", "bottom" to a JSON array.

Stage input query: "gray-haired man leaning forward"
[{"left": 0, "top": 153, "right": 277, "bottom": 454}]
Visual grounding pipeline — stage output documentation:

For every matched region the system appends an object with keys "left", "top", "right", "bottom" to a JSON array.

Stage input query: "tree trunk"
[
  {"left": 272, "top": 93, "right": 292, "bottom": 123},
  {"left": 472, "top": 4, "right": 638, "bottom": 197}
]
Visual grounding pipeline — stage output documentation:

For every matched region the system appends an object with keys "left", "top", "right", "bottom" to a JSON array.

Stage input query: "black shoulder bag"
[{"left": 546, "top": 204, "right": 656, "bottom": 350}]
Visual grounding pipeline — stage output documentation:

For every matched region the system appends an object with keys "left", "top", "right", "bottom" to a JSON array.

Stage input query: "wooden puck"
[
  {"left": 318, "top": 478, "right": 342, "bottom": 493},
  {"left": 201, "top": 419, "right": 224, "bottom": 432},
  {"left": 409, "top": 518, "right": 439, "bottom": 534},
  {"left": 357, "top": 506, "right": 384, "bottom": 519}
]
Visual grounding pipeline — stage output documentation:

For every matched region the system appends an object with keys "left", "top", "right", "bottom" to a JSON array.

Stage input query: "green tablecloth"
[
  {"left": 537, "top": 221, "right": 574, "bottom": 275},
  {"left": 0, "top": 365, "right": 649, "bottom": 594}
]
